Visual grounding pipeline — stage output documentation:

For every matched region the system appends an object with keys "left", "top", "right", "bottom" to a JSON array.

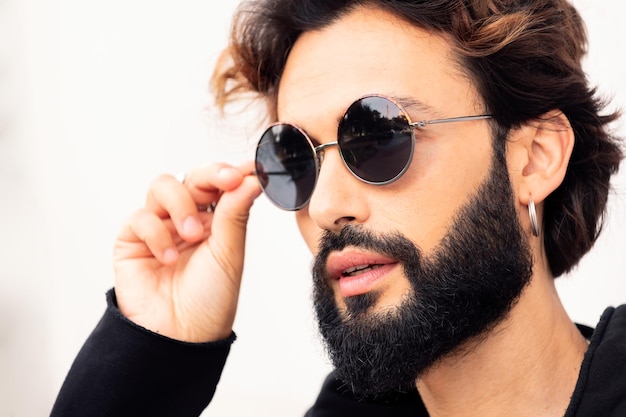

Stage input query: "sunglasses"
[{"left": 255, "top": 94, "right": 492, "bottom": 211}]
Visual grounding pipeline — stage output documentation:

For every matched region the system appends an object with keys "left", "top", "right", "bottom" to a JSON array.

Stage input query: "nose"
[{"left": 307, "top": 145, "right": 370, "bottom": 232}]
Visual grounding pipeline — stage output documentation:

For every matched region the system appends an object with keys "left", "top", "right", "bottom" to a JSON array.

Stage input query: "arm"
[
  {"left": 50, "top": 163, "right": 261, "bottom": 416},
  {"left": 50, "top": 290, "right": 234, "bottom": 417}
]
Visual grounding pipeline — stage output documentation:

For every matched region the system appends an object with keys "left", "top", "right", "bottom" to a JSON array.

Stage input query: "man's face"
[
  {"left": 276, "top": 7, "right": 532, "bottom": 395},
  {"left": 310, "top": 149, "right": 533, "bottom": 395}
]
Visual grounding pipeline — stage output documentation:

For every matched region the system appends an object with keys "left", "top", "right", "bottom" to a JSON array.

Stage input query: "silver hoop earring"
[{"left": 529, "top": 198, "right": 540, "bottom": 237}]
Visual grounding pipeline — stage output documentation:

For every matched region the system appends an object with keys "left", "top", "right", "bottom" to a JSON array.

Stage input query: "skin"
[
  {"left": 113, "top": 6, "right": 589, "bottom": 417},
  {"left": 114, "top": 161, "right": 261, "bottom": 342}
]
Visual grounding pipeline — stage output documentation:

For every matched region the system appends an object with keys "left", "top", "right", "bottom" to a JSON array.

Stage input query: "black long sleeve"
[
  {"left": 50, "top": 295, "right": 626, "bottom": 417},
  {"left": 50, "top": 289, "right": 234, "bottom": 417}
]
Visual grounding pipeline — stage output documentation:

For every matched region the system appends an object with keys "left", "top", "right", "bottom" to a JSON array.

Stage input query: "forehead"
[{"left": 276, "top": 6, "right": 481, "bottom": 125}]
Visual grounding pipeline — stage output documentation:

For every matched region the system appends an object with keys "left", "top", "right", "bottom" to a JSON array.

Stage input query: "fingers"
[
  {"left": 118, "top": 162, "right": 261, "bottom": 266},
  {"left": 213, "top": 167, "right": 261, "bottom": 224},
  {"left": 144, "top": 174, "right": 206, "bottom": 243},
  {"left": 207, "top": 162, "right": 262, "bottom": 271},
  {"left": 183, "top": 163, "right": 251, "bottom": 199},
  {"left": 118, "top": 209, "right": 180, "bottom": 264},
  {"left": 144, "top": 163, "right": 254, "bottom": 240}
]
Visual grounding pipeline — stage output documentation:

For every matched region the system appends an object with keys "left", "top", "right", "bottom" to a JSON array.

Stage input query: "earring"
[{"left": 529, "top": 197, "right": 540, "bottom": 237}]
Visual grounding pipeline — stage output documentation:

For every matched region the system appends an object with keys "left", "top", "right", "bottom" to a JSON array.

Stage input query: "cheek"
[
  {"left": 295, "top": 208, "right": 321, "bottom": 254},
  {"left": 374, "top": 137, "right": 492, "bottom": 253}
]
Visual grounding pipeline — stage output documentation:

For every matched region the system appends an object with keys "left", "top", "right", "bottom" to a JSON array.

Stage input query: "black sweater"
[{"left": 50, "top": 290, "right": 626, "bottom": 416}]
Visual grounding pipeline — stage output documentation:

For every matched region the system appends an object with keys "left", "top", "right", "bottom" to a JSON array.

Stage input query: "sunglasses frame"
[{"left": 256, "top": 94, "right": 493, "bottom": 211}]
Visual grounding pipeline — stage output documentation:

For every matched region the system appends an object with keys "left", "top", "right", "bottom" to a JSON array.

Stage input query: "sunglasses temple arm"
[{"left": 410, "top": 114, "right": 493, "bottom": 128}]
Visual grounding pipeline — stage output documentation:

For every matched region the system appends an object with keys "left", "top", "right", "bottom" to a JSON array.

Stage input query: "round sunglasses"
[{"left": 255, "top": 95, "right": 492, "bottom": 211}]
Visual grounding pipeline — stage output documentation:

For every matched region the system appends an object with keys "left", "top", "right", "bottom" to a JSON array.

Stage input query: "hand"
[{"left": 112, "top": 162, "right": 262, "bottom": 342}]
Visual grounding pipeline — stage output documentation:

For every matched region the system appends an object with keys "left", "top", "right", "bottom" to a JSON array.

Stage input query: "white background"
[{"left": 0, "top": 1, "right": 624, "bottom": 416}]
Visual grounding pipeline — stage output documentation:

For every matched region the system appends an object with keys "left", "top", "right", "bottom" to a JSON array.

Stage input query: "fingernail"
[
  {"left": 183, "top": 216, "right": 202, "bottom": 237},
  {"left": 218, "top": 166, "right": 241, "bottom": 181}
]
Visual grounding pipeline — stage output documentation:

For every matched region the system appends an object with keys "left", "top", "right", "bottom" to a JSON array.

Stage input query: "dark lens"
[
  {"left": 255, "top": 124, "right": 318, "bottom": 210},
  {"left": 338, "top": 96, "right": 414, "bottom": 183}
]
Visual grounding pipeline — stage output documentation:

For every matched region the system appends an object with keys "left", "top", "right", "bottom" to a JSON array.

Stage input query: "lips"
[
  {"left": 326, "top": 250, "right": 399, "bottom": 298},
  {"left": 343, "top": 264, "right": 383, "bottom": 277}
]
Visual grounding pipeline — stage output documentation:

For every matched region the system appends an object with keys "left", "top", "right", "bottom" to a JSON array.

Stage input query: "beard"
[{"left": 311, "top": 146, "right": 534, "bottom": 398}]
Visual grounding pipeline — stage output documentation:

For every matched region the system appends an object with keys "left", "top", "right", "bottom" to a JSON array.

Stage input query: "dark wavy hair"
[{"left": 211, "top": 0, "right": 623, "bottom": 277}]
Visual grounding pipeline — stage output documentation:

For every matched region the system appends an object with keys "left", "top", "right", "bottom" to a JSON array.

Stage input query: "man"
[{"left": 50, "top": 0, "right": 625, "bottom": 416}]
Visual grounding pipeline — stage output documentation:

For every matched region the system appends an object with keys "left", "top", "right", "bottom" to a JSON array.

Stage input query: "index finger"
[
  {"left": 181, "top": 163, "right": 251, "bottom": 206},
  {"left": 142, "top": 163, "right": 247, "bottom": 242}
]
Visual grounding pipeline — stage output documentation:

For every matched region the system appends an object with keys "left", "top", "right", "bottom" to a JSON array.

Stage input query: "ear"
[{"left": 508, "top": 110, "right": 575, "bottom": 207}]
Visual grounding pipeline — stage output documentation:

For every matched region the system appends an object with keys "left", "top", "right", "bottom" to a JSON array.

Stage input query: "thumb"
[{"left": 209, "top": 174, "right": 262, "bottom": 275}]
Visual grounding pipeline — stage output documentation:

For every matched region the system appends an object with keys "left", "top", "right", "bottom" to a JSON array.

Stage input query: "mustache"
[{"left": 313, "top": 225, "right": 422, "bottom": 275}]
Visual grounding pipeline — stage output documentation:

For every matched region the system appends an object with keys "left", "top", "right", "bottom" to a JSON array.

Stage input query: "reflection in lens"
[
  {"left": 339, "top": 96, "right": 414, "bottom": 184},
  {"left": 255, "top": 124, "right": 318, "bottom": 210}
]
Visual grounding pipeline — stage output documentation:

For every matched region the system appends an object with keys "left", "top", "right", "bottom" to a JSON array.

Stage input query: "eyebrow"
[
  {"left": 331, "top": 94, "right": 444, "bottom": 127},
  {"left": 389, "top": 95, "right": 444, "bottom": 120}
]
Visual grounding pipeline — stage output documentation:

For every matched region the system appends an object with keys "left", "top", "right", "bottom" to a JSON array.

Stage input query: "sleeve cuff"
[{"left": 51, "top": 288, "right": 234, "bottom": 417}]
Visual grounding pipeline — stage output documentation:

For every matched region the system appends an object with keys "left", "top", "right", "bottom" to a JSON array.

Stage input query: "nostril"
[{"left": 334, "top": 216, "right": 356, "bottom": 226}]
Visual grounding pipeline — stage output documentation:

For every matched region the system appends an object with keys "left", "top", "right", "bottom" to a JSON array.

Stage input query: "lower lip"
[{"left": 337, "top": 263, "right": 398, "bottom": 298}]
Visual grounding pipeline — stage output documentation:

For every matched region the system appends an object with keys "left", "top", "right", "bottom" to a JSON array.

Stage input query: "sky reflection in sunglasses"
[{"left": 255, "top": 94, "right": 492, "bottom": 211}]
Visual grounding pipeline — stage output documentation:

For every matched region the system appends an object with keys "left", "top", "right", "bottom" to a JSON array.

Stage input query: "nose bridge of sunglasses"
[{"left": 314, "top": 141, "right": 339, "bottom": 163}]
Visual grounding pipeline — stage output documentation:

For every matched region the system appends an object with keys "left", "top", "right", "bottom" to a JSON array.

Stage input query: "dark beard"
[{"left": 311, "top": 148, "right": 533, "bottom": 398}]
